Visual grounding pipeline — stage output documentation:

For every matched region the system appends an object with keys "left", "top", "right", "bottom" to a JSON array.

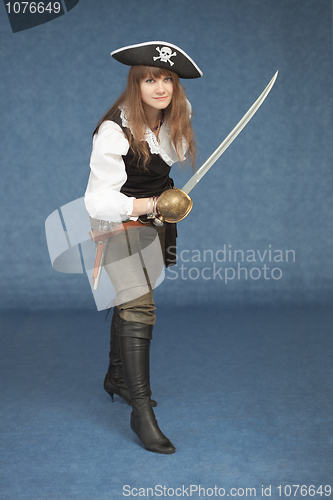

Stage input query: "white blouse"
[{"left": 84, "top": 107, "right": 188, "bottom": 222}]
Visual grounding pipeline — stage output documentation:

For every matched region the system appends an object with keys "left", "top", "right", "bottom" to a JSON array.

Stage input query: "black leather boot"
[
  {"left": 104, "top": 308, "right": 157, "bottom": 407},
  {"left": 120, "top": 330, "right": 175, "bottom": 454},
  {"left": 103, "top": 307, "right": 132, "bottom": 405}
]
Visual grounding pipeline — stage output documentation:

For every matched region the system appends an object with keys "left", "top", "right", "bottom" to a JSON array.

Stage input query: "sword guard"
[{"left": 156, "top": 188, "right": 193, "bottom": 223}]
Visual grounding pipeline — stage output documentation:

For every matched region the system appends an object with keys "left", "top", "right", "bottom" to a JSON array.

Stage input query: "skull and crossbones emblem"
[{"left": 153, "top": 46, "right": 177, "bottom": 66}]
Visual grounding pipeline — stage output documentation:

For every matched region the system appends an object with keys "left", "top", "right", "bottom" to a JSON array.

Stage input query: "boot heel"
[
  {"left": 131, "top": 409, "right": 176, "bottom": 454},
  {"left": 104, "top": 374, "right": 157, "bottom": 406}
]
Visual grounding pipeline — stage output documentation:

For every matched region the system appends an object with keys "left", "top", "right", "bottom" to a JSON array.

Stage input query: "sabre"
[
  {"left": 156, "top": 71, "right": 278, "bottom": 223},
  {"left": 182, "top": 71, "right": 278, "bottom": 195}
]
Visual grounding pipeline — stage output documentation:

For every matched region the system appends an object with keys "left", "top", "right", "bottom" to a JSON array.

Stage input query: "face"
[{"left": 139, "top": 74, "right": 174, "bottom": 113}]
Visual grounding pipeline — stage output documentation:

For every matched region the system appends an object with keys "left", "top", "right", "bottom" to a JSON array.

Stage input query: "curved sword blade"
[{"left": 182, "top": 71, "right": 278, "bottom": 195}]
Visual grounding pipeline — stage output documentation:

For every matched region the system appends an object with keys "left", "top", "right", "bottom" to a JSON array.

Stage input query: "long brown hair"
[{"left": 94, "top": 65, "right": 196, "bottom": 169}]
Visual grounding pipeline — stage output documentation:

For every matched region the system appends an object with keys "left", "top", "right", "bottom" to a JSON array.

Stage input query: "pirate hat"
[{"left": 111, "top": 41, "right": 203, "bottom": 79}]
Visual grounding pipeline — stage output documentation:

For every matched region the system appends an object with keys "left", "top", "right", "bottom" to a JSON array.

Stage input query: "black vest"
[{"left": 113, "top": 112, "right": 177, "bottom": 267}]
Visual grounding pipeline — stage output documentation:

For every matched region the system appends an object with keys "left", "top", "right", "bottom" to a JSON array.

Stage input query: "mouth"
[{"left": 154, "top": 96, "right": 169, "bottom": 100}]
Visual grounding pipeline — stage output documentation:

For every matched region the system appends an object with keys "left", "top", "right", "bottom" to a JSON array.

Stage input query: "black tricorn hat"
[{"left": 111, "top": 41, "right": 203, "bottom": 79}]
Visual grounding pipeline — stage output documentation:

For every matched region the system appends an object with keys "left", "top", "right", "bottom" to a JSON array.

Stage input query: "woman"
[{"left": 84, "top": 41, "right": 202, "bottom": 454}]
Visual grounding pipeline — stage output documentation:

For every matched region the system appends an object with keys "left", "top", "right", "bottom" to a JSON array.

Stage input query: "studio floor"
[{"left": 1, "top": 305, "right": 332, "bottom": 499}]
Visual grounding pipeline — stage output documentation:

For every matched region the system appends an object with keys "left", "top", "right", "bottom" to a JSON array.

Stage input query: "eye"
[
  {"left": 164, "top": 77, "right": 173, "bottom": 82},
  {"left": 145, "top": 78, "right": 155, "bottom": 83}
]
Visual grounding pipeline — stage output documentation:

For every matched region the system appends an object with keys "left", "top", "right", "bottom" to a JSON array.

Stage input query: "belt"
[{"left": 89, "top": 220, "right": 144, "bottom": 243}]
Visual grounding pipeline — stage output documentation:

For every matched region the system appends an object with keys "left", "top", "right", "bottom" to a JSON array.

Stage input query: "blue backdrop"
[
  {"left": 1, "top": 0, "right": 332, "bottom": 311},
  {"left": 1, "top": 2, "right": 333, "bottom": 497}
]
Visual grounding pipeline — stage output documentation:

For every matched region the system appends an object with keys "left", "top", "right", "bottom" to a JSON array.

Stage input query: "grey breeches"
[{"left": 90, "top": 217, "right": 165, "bottom": 330}]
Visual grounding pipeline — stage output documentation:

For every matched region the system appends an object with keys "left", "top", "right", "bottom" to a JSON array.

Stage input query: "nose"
[{"left": 156, "top": 79, "right": 166, "bottom": 94}]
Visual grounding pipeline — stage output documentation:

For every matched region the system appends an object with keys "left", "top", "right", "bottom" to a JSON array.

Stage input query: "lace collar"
[{"left": 119, "top": 106, "right": 186, "bottom": 166}]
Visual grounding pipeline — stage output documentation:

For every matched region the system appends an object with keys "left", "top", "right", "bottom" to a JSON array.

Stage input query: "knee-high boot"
[
  {"left": 120, "top": 327, "right": 175, "bottom": 454},
  {"left": 104, "top": 308, "right": 157, "bottom": 407},
  {"left": 103, "top": 307, "right": 131, "bottom": 404}
]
